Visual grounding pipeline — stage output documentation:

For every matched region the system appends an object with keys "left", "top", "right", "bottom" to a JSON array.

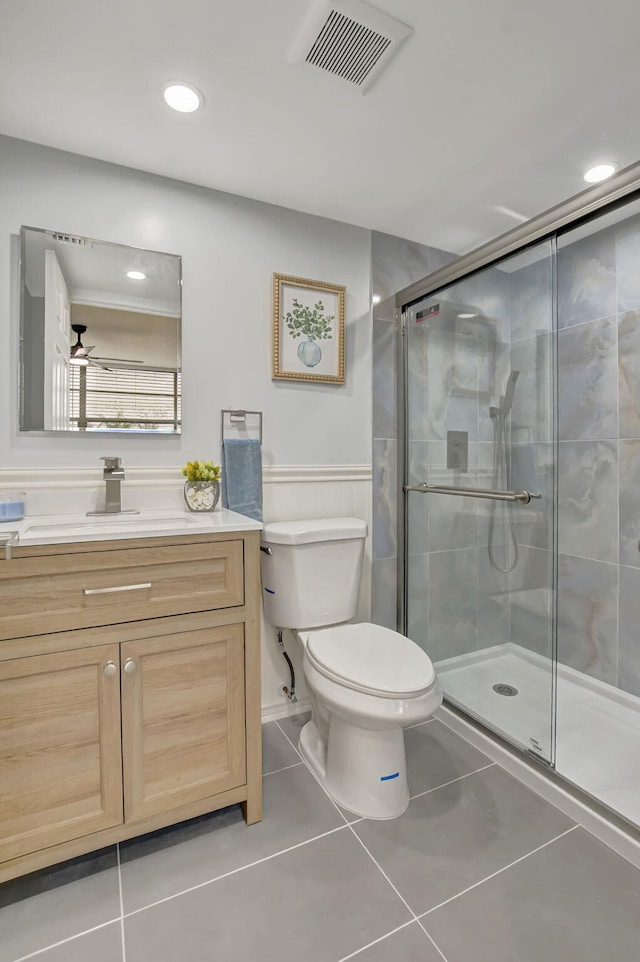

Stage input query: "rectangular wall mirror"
[{"left": 19, "top": 226, "right": 182, "bottom": 433}]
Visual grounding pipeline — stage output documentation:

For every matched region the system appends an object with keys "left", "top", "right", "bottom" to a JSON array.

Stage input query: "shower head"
[{"left": 502, "top": 370, "right": 520, "bottom": 415}]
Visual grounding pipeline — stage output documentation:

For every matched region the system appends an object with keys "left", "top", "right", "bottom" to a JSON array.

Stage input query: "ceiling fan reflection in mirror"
[{"left": 69, "top": 324, "right": 143, "bottom": 370}]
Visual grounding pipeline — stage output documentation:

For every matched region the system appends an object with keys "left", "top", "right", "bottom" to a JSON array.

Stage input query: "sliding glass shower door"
[{"left": 403, "top": 241, "right": 557, "bottom": 763}]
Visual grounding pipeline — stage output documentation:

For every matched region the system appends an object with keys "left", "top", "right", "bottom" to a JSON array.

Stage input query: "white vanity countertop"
[{"left": 1, "top": 507, "right": 262, "bottom": 547}]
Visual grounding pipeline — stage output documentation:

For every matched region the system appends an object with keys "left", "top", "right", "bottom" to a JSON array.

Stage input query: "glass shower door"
[{"left": 403, "top": 240, "right": 556, "bottom": 763}]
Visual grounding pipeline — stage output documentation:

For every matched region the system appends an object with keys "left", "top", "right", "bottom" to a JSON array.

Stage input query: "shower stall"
[{"left": 395, "top": 169, "right": 640, "bottom": 833}]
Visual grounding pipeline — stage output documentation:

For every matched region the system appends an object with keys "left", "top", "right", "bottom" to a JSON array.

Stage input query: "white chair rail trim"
[{"left": 0, "top": 465, "right": 372, "bottom": 490}]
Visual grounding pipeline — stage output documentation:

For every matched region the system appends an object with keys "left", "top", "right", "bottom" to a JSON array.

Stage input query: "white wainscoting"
[{"left": 0, "top": 464, "right": 373, "bottom": 718}]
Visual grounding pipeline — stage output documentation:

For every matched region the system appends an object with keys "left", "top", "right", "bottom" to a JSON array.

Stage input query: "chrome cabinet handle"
[
  {"left": 123, "top": 658, "right": 137, "bottom": 674},
  {"left": 103, "top": 661, "right": 118, "bottom": 678},
  {"left": 83, "top": 582, "right": 152, "bottom": 596}
]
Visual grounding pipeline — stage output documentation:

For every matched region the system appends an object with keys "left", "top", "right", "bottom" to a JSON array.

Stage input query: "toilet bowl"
[
  {"left": 297, "top": 623, "right": 441, "bottom": 818},
  {"left": 260, "top": 518, "right": 442, "bottom": 819}
]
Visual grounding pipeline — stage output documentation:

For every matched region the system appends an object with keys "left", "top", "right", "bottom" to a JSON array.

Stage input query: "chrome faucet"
[{"left": 87, "top": 457, "right": 139, "bottom": 516}]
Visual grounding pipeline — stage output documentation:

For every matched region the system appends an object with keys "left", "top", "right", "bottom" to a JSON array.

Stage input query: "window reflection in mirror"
[{"left": 19, "top": 227, "right": 182, "bottom": 433}]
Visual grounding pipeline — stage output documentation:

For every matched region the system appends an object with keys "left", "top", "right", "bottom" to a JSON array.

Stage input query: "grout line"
[
  {"left": 116, "top": 843, "right": 127, "bottom": 962},
  {"left": 274, "top": 719, "right": 304, "bottom": 760},
  {"left": 408, "top": 762, "right": 496, "bottom": 801},
  {"left": 11, "top": 919, "right": 121, "bottom": 962},
  {"left": 262, "top": 760, "right": 303, "bottom": 777},
  {"left": 347, "top": 823, "right": 418, "bottom": 920},
  {"left": 415, "top": 918, "right": 451, "bottom": 962},
  {"left": 334, "top": 920, "right": 417, "bottom": 962},
  {"left": 123, "top": 823, "right": 350, "bottom": 919},
  {"left": 419, "top": 824, "right": 579, "bottom": 918}
]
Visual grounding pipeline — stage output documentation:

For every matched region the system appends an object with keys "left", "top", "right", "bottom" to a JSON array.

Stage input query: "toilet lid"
[{"left": 305, "top": 623, "right": 436, "bottom": 699}]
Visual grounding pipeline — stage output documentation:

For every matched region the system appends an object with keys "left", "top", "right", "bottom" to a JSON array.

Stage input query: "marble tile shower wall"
[
  {"left": 556, "top": 214, "right": 640, "bottom": 697},
  {"left": 373, "top": 212, "right": 640, "bottom": 702},
  {"left": 507, "top": 255, "right": 555, "bottom": 662},
  {"left": 371, "top": 232, "right": 455, "bottom": 633},
  {"left": 402, "top": 258, "right": 555, "bottom": 665}
]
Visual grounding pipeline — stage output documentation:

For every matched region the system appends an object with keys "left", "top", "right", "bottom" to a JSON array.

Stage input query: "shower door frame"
[{"left": 395, "top": 159, "right": 640, "bottom": 770}]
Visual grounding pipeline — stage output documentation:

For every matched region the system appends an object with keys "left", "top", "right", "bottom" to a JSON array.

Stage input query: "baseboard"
[
  {"left": 438, "top": 704, "right": 640, "bottom": 870},
  {"left": 262, "top": 698, "right": 311, "bottom": 724}
]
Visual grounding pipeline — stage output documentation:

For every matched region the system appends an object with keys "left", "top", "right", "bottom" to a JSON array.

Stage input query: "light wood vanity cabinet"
[{"left": 0, "top": 530, "right": 262, "bottom": 884}]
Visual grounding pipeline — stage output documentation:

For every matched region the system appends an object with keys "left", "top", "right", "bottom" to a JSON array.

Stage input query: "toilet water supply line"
[{"left": 277, "top": 629, "right": 297, "bottom": 703}]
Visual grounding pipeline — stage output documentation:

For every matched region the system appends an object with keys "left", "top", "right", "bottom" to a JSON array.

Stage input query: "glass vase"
[{"left": 183, "top": 480, "right": 220, "bottom": 512}]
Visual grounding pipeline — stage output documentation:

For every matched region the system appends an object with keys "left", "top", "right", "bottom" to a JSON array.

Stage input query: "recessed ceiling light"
[
  {"left": 127, "top": 270, "right": 146, "bottom": 280},
  {"left": 584, "top": 163, "right": 618, "bottom": 184},
  {"left": 372, "top": 294, "right": 381, "bottom": 305},
  {"left": 458, "top": 312, "right": 477, "bottom": 318},
  {"left": 162, "top": 82, "right": 203, "bottom": 113}
]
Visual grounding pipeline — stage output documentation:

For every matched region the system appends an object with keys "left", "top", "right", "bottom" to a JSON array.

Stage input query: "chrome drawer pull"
[
  {"left": 103, "top": 661, "right": 118, "bottom": 677},
  {"left": 83, "top": 582, "right": 152, "bottom": 596}
]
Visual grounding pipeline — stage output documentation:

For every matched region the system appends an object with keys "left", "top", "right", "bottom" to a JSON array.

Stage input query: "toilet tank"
[{"left": 260, "top": 517, "right": 367, "bottom": 629}]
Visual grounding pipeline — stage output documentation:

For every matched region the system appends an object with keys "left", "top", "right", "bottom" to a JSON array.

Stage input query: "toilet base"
[{"left": 300, "top": 716, "right": 410, "bottom": 820}]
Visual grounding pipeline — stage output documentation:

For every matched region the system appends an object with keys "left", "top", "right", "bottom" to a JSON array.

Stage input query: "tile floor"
[{"left": 2, "top": 713, "right": 640, "bottom": 962}]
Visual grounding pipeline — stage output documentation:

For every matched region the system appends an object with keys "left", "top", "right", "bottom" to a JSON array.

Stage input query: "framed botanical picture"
[{"left": 272, "top": 273, "right": 346, "bottom": 383}]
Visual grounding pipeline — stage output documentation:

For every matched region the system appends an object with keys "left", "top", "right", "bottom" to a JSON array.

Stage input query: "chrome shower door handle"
[{"left": 404, "top": 483, "right": 541, "bottom": 504}]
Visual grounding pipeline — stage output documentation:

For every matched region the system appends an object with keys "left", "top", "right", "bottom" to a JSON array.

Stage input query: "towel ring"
[{"left": 221, "top": 409, "right": 263, "bottom": 444}]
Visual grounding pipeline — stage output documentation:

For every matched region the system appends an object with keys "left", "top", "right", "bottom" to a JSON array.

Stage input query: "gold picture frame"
[{"left": 272, "top": 273, "right": 346, "bottom": 383}]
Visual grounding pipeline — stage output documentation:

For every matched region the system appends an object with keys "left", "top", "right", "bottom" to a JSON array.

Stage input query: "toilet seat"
[{"left": 305, "top": 623, "right": 435, "bottom": 699}]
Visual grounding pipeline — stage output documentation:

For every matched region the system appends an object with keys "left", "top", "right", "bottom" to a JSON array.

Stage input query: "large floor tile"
[
  {"left": 124, "top": 829, "right": 411, "bottom": 962},
  {"left": 31, "top": 922, "right": 123, "bottom": 962},
  {"left": 262, "top": 720, "right": 301, "bottom": 774},
  {"left": 120, "top": 763, "right": 343, "bottom": 913},
  {"left": 346, "top": 921, "right": 444, "bottom": 961},
  {"left": 424, "top": 827, "right": 640, "bottom": 962},
  {"left": 405, "top": 720, "right": 491, "bottom": 798},
  {"left": 353, "top": 766, "right": 573, "bottom": 915},
  {"left": 0, "top": 848, "right": 120, "bottom": 962}
]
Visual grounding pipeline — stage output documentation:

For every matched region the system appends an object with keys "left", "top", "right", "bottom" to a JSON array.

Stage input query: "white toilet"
[{"left": 260, "top": 517, "right": 442, "bottom": 819}]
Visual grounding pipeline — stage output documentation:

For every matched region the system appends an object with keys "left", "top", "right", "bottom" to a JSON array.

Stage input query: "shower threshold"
[{"left": 436, "top": 643, "right": 640, "bottom": 829}]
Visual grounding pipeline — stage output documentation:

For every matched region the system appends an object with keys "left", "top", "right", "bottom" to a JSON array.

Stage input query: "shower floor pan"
[{"left": 436, "top": 643, "right": 640, "bottom": 829}]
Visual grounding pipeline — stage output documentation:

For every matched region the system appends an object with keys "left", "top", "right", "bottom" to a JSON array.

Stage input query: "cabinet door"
[
  {"left": 122, "top": 623, "right": 246, "bottom": 822},
  {"left": 0, "top": 645, "right": 123, "bottom": 863}
]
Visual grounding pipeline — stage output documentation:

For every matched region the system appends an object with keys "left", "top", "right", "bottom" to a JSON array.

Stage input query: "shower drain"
[{"left": 493, "top": 683, "right": 519, "bottom": 697}]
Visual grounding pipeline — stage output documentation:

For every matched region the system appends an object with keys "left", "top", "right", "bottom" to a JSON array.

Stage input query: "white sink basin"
[{"left": 20, "top": 513, "right": 201, "bottom": 540}]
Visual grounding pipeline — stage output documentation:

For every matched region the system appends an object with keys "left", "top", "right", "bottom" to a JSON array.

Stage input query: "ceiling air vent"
[{"left": 288, "top": 0, "right": 412, "bottom": 93}]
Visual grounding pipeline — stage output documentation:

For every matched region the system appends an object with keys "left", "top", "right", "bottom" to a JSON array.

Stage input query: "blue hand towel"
[{"left": 221, "top": 438, "right": 263, "bottom": 522}]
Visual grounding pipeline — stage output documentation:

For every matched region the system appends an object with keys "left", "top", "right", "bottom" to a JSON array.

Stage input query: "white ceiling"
[{"left": 2, "top": 0, "right": 640, "bottom": 255}]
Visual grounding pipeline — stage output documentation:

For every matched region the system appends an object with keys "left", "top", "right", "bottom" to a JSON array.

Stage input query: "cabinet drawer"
[{"left": 0, "top": 540, "right": 244, "bottom": 640}]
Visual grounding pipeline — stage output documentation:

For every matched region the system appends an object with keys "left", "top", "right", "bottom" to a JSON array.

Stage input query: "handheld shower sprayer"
[{"left": 502, "top": 370, "right": 519, "bottom": 416}]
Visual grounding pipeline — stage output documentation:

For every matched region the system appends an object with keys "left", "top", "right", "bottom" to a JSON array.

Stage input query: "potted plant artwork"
[
  {"left": 284, "top": 297, "right": 335, "bottom": 368},
  {"left": 181, "top": 460, "right": 221, "bottom": 512},
  {"left": 272, "top": 274, "right": 346, "bottom": 384}
]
